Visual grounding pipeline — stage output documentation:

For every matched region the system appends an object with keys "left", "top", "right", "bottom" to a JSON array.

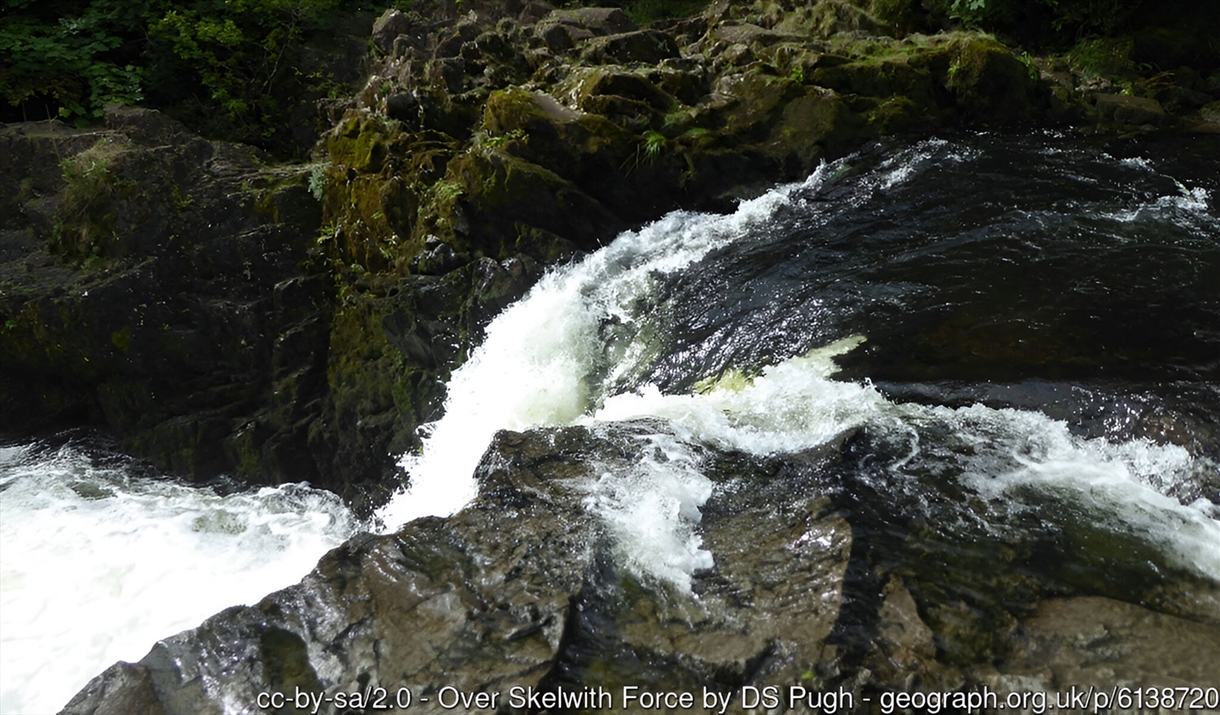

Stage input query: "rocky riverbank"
[
  {"left": 5, "top": 0, "right": 1218, "bottom": 512},
  {"left": 61, "top": 424, "right": 1220, "bottom": 714}
]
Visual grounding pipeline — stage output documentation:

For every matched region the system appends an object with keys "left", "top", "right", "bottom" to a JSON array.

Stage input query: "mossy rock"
[
  {"left": 50, "top": 137, "right": 140, "bottom": 263},
  {"left": 322, "top": 288, "right": 419, "bottom": 483},
  {"left": 810, "top": 39, "right": 953, "bottom": 109},
  {"left": 709, "top": 72, "right": 806, "bottom": 142},
  {"left": 438, "top": 149, "right": 624, "bottom": 260},
  {"left": 482, "top": 86, "right": 571, "bottom": 141},
  {"left": 483, "top": 86, "right": 637, "bottom": 162},
  {"left": 771, "top": 0, "right": 886, "bottom": 39},
  {"left": 554, "top": 67, "right": 677, "bottom": 129},
  {"left": 946, "top": 36, "right": 1040, "bottom": 122},
  {"left": 327, "top": 115, "right": 392, "bottom": 174},
  {"left": 770, "top": 88, "right": 866, "bottom": 160},
  {"left": 255, "top": 176, "right": 322, "bottom": 235}
]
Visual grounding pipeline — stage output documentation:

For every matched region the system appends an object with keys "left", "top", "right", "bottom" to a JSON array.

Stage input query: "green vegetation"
[
  {"left": 475, "top": 127, "right": 529, "bottom": 149},
  {"left": 1067, "top": 36, "right": 1139, "bottom": 78},
  {"left": 1, "top": 0, "right": 364, "bottom": 155},
  {"left": 641, "top": 129, "right": 666, "bottom": 160},
  {"left": 149, "top": 0, "right": 345, "bottom": 142},
  {"left": 925, "top": 0, "right": 1158, "bottom": 45},
  {"left": 0, "top": 0, "right": 145, "bottom": 121},
  {"left": 52, "top": 136, "right": 135, "bottom": 261},
  {"left": 308, "top": 162, "right": 331, "bottom": 200}
]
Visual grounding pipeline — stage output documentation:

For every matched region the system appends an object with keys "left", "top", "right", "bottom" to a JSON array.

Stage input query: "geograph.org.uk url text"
[
  {"left": 870, "top": 685, "right": 1220, "bottom": 714},
  {"left": 255, "top": 683, "right": 1220, "bottom": 713}
]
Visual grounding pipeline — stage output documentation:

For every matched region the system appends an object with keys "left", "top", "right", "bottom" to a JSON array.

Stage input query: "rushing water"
[
  {"left": 0, "top": 436, "right": 356, "bottom": 715},
  {"left": 2, "top": 132, "right": 1218, "bottom": 713},
  {"left": 379, "top": 132, "right": 1220, "bottom": 590}
]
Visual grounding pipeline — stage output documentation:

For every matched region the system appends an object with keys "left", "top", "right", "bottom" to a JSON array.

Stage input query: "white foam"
[
  {"left": 0, "top": 445, "right": 356, "bottom": 715},
  {"left": 876, "top": 138, "right": 977, "bottom": 191},
  {"left": 908, "top": 403, "right": 1220, "bottom": 579},
  {"left": 377, "top": 164, "right": 839, "bottom": 528},
  {"left": 581, "top": 432, "right": 714, "bottom": 589},
  {"left": 1120, "top": 156, "right": 1153, "bottom": 170},
  {"left": 1104, "top": 176, "right": 1212, "bottom": 223},
  {"left": 593, "top": 336, "right": 882, "bottom": 455}
]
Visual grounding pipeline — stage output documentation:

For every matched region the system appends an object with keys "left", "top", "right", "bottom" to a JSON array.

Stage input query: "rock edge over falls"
[
  {"left": 5, "top": 0, "right": 1219, "bottom": 511},
  {"left": 61, "top": 424, "right": 1220, "bottom": 714}
]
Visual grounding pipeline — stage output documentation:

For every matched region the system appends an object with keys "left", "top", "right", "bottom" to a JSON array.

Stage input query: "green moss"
[
  {"left": 51, "top": 137, "right": 138, "bottom": 263},
  {"left": 327, "top": 116, "right": 391, "bottom": 174},
  {"left": 110, "top": 327, "right": 132, "bottom": 354},
  {"left": 1067, "top": 36, "right": 1140, "bottom": 80},
  {"left": 945, "top": 35, "right": 1037, "bottom": 120},
  {"left": 482, "top": 87, "right": 552, "bottom": 136}
]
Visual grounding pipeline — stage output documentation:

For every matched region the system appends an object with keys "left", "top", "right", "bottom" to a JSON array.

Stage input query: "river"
[{"left": 3, "top": 131, "right": 1218, "bottom": 712}]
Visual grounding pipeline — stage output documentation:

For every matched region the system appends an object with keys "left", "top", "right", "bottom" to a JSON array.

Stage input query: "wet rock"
[
  {"left": 61, "top": 418, "right": 1220, "bottom": 713},
  {"left": 371, "top": 9, "right": 411, "bottom": 55},
  {"left": 61, "top": 423, "right": 855, "bottom": 715},
  {"left": 583, "top": 29, "right": 682, "bottom": 65},
  {"left": 985, "top": 596, "right": 1220, "bottom": 690},
  {"left": 9, "top": 0, "right": 1216, "bottom": 555},
  {"left": 862, "top": 576, "right": 964, "bottom": 691},
  {"left": 1093, "top": 93, "right": 1167, "bottom": 126},
  {"left": 0, "top": 109, "right": 340, "bottom": 490}
]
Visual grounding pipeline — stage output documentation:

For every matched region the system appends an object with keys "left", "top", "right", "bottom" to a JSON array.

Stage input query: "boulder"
[
  {"left": 371, "top": 9, "right": 411, "bottom": 55},
  {"left": 583, "top": 29, "right": 683, "bottom": 65},
  {"left": 1093, "top": 93, "right": 1167, "bottom": 126},
  {"left": 0, "top": 109, "right": 340, "bottom": 491},
  {"left": 551, "top": 7, "right": 637, "bottom": 36},
  {"left": 534, "top": 7, "right": 637, "bottom": 54}
]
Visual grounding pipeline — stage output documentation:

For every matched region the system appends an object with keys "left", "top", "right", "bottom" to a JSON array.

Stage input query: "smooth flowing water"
[{"left": 2, "top": 132, "right": 1217, "bottom": 713}]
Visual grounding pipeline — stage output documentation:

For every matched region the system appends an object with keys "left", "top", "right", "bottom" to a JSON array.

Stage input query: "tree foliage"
[
  {"left": 0, "top": 0, "right": 146, "bottom": 120},
  {"left": 1, "top": 0, "right": 356, "bottom": 152},
  {"left": 147, "top": 0, "right": 342, "bottom": 142},
  {"left": 929, "top": 0, "right": 1147, "bottom": 42}
]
